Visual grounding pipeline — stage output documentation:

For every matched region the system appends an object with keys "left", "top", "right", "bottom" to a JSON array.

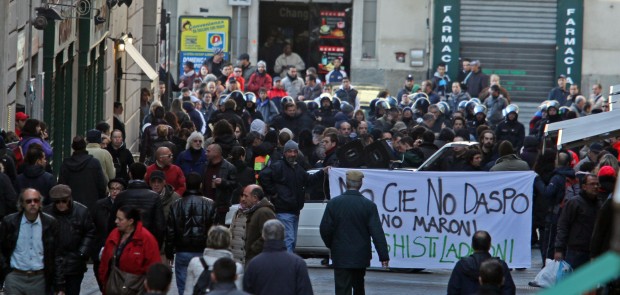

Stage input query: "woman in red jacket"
[{"left": 99, "top": 206, "right": 161, "bottom": 294}]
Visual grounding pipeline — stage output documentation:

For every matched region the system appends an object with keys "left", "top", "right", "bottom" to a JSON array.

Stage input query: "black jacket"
[
  {"left": 201, "top": 159, "right": 239, "bottom": 210},
  {"left": 271, "top": 113, "right": 302, "bottom": 138},
  {"left": 259, "top": 160, "right": 324, "bottom": 214},
  {"left": 58, "top": 151, "right": 107, "bottom": 211},
  {"left": 16, "top": 164, "right": 57, "bottom": 203},
  {"left": 447, "top": 252, "right": 516, "bottom": 295},
  {"left": 43, "top": 201, "right": 96, "bottom": 275},
  {"left": 106, "top": 143, "right": 135, "bottom": 181},
  {"left": 0, "top": 212, "right": 65, "bottom": 292},
  {"left": 92, "top": 197, "right": 115, "bottom": 258},
  {"left": 0, "top": 172, "right": 17, "bottom": 219},
  {"left": 591, "top": 196, "right": 613, "bottom": 258},
  {"left": 111, "top": 180, "right": 166, "bottom": 246},
  {"left": 555, "top": 191, "right": 602, "bottom": 252},
  {"left": 320, "top": 190, "right": 389, "bottom": 268},
  {"left": 495, "top": 118, "right": 525, "bottom": 152},
  {"left": 165, "top": 190, "right": 215, "bottom": 258},
  {"left": 243, "top": 239, "right": 313, "bottom": 295},
  {"left": 209, "top": 110, "right": 247, "bottom": 138}
]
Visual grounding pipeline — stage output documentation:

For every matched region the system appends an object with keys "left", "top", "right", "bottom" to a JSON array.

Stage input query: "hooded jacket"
[
  {"left": 489, "top": 154, "right": 530, "bottom": 172},
  {"left": 16, "top": 164, "right": 56, "bottom": 201},
  {"left": 314, "top": 97, "right": 336, "bottom": 129},
  {"left": 447, "top": 252, "right": 515, "bottom": 295},
  {"left": 58, "top": 151, "right": 107, "bottom": 210}
]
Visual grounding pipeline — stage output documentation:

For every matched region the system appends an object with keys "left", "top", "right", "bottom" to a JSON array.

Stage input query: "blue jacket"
[
  {"left": 243, "top": 240, "right": 313, "bottom": 295},
  {"left": 176, "top": 148, "right": 207, "bottom": 177}
]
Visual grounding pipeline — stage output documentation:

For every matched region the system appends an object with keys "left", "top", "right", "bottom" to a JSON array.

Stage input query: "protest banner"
[{"left": 328, "top": 168, "right": 535, "bottom": 268}]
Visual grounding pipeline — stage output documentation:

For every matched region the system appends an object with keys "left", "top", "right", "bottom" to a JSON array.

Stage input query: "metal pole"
[
  {"left": 27, "top": 0, "right": 34, "bottom": 115},
  {"left": 236, "top": 6, "right": 241, "bottom": 58},
  {"left": 167, "top": 12, "right": 172, "bottom": 108}
]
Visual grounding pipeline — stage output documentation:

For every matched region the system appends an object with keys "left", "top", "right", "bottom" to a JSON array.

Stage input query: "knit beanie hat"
[
  {"left": 250, "top": 119, "right": 267, "bottom": 135},
  {"left": 283, "top": 140, "right": 299, "bottom": 153}
]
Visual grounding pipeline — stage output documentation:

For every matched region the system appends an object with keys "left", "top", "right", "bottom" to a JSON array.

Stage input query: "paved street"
[{"left": 79, "top": 249, "right": 545, "bottom": 294}]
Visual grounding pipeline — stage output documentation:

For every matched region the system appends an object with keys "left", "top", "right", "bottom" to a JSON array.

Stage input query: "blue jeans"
[
  {"left": 175, "top": 252, "right": 203, "bottom": 294},
  {"left": 277, "top": 213, "right": 299, "bottom": 253}
]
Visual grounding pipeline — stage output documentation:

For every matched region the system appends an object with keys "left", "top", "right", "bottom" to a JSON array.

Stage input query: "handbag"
[{"left": 105, "top": 264, "right": 145, "bottom": 295}]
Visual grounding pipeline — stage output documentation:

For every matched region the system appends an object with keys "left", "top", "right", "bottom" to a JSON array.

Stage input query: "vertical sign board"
[
  {"left": 556, "top": 0, "right": 583, "bottom": 87},
  {"left": 178, "top": 16, "right": 231, "bottom": 76},
  {"left": 432, "top": 0, "right": 460, "bottom": 80}
]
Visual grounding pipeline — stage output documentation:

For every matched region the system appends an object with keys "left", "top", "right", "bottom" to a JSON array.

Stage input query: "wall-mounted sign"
[
  {"left": 178, "top": 16, "right": 231, "bottom": 76},
  {"left": 555, "top": 0, "right": 583, "bottom": 86},
  {"left": 432, "top": 0, "right": 460, "bottom": 80}
]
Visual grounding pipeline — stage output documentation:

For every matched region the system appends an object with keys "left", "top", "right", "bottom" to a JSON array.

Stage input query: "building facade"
[
  {"left": 0, "top": 0, "right": 161, "bottom": 171},
  {"left": 169, "top": 0, "right": 618, "bottom": 101}
]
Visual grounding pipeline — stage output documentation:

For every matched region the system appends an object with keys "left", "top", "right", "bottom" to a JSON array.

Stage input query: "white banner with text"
[{"left": 328, "top": 168, "right": 536, "bottom": 269}]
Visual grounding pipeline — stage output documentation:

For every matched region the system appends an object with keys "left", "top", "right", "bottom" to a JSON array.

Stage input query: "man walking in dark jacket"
[
  {"left": 58, "top": 136, "right": 107, "bottom": 211},
  {"left": 447, "top": 231, "right": 516, "bottom": 295},
  {"left": 554, "top": 173, "right": 602, "bottom": 269},
  {"left": 202, "top": 144, "right": 239, "bottom": 225},
  {"left": 259, "top": 140, "right": 325, "bottom": 252},
  {"left": 244, "top": 219, "right": 313, "bottom": 295},
  {"left": 111, "top": 163, "right": 166, "bottom": 246},
  {"left": 320, "top": 170, "right": 390, "bottom": 295},
  {"left": 15, "top": 143, "right": 56, "bottom": 204},
  {"left": 0, "top": 188, "right": 64, "bottom": 294},
  {"left": 106, "top": 129, "right": 134, "bottom": 181},
  {"left": 43, "top": 184, "right": 96, "bottom": 295},
  {"left": 166, "top": 172, "right": 215, "bottom": 294}
]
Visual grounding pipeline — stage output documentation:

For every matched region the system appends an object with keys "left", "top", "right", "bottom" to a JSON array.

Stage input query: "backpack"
[
  {"left": 10, "top": 137, "right": 34, "bottom": 168},
  {"left": 193, "top": 257, "right": 212, "bottom": 295},
  {"left": 562, "top": 176, "right": 580, "bottom": 206}
]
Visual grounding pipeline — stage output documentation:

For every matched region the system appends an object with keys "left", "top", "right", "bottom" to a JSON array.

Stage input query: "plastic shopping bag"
[{"left": 529, "top": 259, "right": 573, "bottom": 288}]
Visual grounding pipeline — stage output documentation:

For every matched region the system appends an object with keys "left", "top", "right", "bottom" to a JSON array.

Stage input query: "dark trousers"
[
  {"left": 565, "top": 249, "right": 590, "bottom": 270},
  {"left": 64, "top": 273, "right": 84, "bottom": 295},
  {"left": 335, "top": 268, "right": 366, "bottom": 295},
  {"left": 93, "top": 259, "right": 104, "bottom": 291}
]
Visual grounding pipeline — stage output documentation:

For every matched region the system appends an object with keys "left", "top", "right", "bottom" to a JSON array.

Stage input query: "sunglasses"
[
  {"left": 193, "top": 139, "right": 203, "bottom": 143},
  {"left": 54, "top": 199, "right": 70, "bottom": 204},
  {"left": 25, "top": 198, "right": 41, "bottom": 204}
]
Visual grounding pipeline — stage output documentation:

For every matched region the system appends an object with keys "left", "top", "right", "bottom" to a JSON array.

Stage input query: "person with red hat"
[{"left": 14, "top": 112, "right": 28, "bottom": 138}]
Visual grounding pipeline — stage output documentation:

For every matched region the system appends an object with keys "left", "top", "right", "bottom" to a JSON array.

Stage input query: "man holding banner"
[{"left": 320, "top": 170, "right": 389, "bottom": 295}]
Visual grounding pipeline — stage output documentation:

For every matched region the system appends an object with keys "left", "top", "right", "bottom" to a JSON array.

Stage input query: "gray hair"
[
  {"left": 257, "top": 60, "right": 267, "bottom": 70},
  {"left": 185, "top": 131, "right": 205, "bottom": 150},
  {"left": 262, "top": 219, "right": 285, "bottom": 241},
  {"left": 204, "top": 74, "right": 218, "bottom": 83},
  {"left": 206, "top": 225, "right": 232, "bottom": 249},
  {"left": 346, "top": 179, "right": 362, "bottom": 190},
  {"left": 17, "top": 188, "right": 43, "bottom": 213}
]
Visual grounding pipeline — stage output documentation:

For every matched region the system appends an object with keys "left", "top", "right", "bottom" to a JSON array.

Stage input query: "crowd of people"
[{"left": 0, "top": 52, "right": 618, "bottom": 295}]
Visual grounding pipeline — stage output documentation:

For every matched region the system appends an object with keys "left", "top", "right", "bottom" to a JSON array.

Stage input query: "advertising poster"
[
  {"left": 178, "top": 16, "right": 231, "bottom": 76},
  {"left": 317, "top": 10, "right": 349, "bottom": 75}
]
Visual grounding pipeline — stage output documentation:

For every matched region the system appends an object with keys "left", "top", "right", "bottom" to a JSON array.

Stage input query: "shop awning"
[
  {"left": 545, "top": 110, "right": 620, "bottom": 149},
  {"left": 123, "top": 42, "right": 158, "bottom": 86}
]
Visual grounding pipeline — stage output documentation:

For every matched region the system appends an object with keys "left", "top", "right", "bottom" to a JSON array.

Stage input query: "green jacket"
[{"left": 320, "top": 190, "right": 389, "bottom": 268}]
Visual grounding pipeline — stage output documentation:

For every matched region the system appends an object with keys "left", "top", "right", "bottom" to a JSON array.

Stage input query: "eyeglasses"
[
  {"left": 159, "top": 154, "right": 173, "bottom": 159},
  {"left": 54, "top": 199, "right": 70, "bottom": 204},
  {"left": 193, "top": 140, "right": 203, "bottom": 143},
  {"left": 25, "top": 198, "right": 41, "bottom": 204}
]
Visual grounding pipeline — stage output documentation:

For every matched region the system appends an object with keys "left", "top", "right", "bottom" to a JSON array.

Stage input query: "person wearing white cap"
[{"left": 258, "top": 140, "right": 328, "bottom": 253}]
